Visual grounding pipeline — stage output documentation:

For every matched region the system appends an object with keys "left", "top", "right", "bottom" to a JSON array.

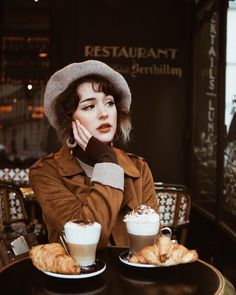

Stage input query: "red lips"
[{"left": 97, "top": 123, "right": 111, "bottom": 132}]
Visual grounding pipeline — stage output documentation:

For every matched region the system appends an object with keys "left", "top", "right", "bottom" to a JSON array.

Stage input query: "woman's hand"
[
  {"left": 72, "top": 119, "right": 117, "bottom": 164},
  {"left": 72, "top": 119, "right": 92, "bottom": 151}
]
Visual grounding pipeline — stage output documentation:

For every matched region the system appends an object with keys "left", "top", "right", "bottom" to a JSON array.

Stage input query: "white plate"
[
  {"left": 119, "top": 251, "right": 158, "bottom": 268},
  {"left": 42, "top": 259, "right": 106, "bottom": 279}
]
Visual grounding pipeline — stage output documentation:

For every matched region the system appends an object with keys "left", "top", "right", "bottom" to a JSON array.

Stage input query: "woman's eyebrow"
[{"left": 79, "top": 97, "right": 95, "bottom": 104}]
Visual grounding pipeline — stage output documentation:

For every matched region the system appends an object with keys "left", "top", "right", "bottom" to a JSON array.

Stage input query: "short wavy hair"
[{"left": 54, "top": 74, "right": 131, "bottom": 145}]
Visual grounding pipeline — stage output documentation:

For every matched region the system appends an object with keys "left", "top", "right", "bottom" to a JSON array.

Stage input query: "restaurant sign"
[{"left": 84, "top": 45, "right": 183, "bottom": 78}]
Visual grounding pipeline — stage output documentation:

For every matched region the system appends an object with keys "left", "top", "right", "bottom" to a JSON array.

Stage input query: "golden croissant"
[
  {"left": 29, "top": 243, "right": 81, "bottom": 274},
  {"left": 129, "top": 236, "right": 198, "bottom": 266},
  {"left": 158, "top": 235, "right": 173, "bottom": 262}
]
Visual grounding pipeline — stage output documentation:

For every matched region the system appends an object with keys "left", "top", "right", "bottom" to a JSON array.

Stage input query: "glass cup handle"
[{"left": 160, "top": 226, "right": 172, "bottom": 237}]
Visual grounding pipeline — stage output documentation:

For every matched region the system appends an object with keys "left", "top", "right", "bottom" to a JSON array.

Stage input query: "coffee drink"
[
  {"left": 66, "top": 242, "right": 97, "bottom": 266},
  {"left": 127, "top": 233, "right": 157, "bottom": 253},
  {"left": 123, "top": 204, "right": 160, "bottom": 253},
  {"left": 64, "top": 219, "right": 101, "bottom": 266}
]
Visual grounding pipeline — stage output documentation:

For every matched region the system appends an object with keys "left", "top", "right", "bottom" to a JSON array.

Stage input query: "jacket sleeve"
[{"left": 29, "top": 159, "right": 123, "bottom": 249}]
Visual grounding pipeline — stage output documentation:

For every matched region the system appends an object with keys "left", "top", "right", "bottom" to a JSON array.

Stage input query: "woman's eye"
[
  {"left": 106, "top": 100, "right": 115, "bottom": 107},
  {"left": 83, "top": 104, "right": 95, "bottom": 110}
]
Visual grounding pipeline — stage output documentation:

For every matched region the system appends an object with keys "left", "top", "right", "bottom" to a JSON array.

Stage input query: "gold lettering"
[
  {"left": 208, "top": 110, "right": 215, "bottom": 122},
  {"left": 208, "top": 122, "right": 214, "bottom": 133},
  {"left": 209, "top": 68, "right": 215, "bottom": 79},
  {"left": 117, "top": 47, "right": 129, "bottom": 58},
  {"left": 208, "top": 46, "right": 216, "bottom": 57},
  {"left": 157, "top": 49, "right": 168, "bottom": 59},
  {"left": 146, "top": 48, "right": 157, "bottom": 59},
  {"left": 84, "top": 45, "right": 179, "bottom": 59},
  {"left": 93, "top": 46, "right": 102, "bottom": 57},
  {"left": 102, "top": 46, "right": 110, "bottom": 57},
  {"left": 210, "top": 34, "right": 216, "bottom": 45},
  {"left": 128, "top": 47, "right": 137, "bottom": 58},
  {"left": 210, "top": 21, "right": 217, "bottom": 34},
  {"left": 209, "top": 80, "right": 215, "bottom": 91},
  {"left": 131, "top": 63, "right": 140, "bottom": 78},
  {"left": 130, "top": 62, "right": 182, "bottom": 78},
  {"left": 169, "top": 48, "right": 178, "bottom": 59},
  {"left": 111, "top": 47, "right": 121, "bottom": 57},
  {"left": 137, "top": 48, "right": 147, "bottom": 58},
  {"left": 84, "top": 46, "right": 94, "bottom": 57}
]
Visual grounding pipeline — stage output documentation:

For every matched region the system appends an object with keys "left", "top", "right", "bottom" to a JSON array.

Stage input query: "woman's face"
[{"left": 73, "top": 81, "right": 117, "bottom": 143}]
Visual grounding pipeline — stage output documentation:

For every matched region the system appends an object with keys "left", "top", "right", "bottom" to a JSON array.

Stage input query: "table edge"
[
  {"left": 0, "top": 255, "right": 29, "bottom": 274},
  {"left": 198, "top": 259, "right": 225, "bottom": 295},
  {"left": 0, "top": 251, "right": 226, "bottom": 295}
]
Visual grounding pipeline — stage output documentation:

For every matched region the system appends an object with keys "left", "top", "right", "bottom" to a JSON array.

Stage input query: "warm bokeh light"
[
  {"left": 0, "top": 105, "right": 13, "bottom": 113},
  {"left": 31, "top": 106, "right": 44, "bottom": 119},
  {"left": 38, "top": 52, "right": 48, "bottom": 58}
]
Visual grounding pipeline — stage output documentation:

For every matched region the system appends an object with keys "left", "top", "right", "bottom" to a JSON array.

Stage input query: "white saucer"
[
  {"left": 119, "top": 251, "right": 158, "bottom": 268},
  {"left": 42, "top": 260, "right": 106, "bottom": 279}
]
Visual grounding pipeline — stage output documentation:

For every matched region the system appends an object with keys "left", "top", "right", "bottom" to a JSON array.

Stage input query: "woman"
[{"left": 29, "top": 60, "right": 158, "bottom": 249}]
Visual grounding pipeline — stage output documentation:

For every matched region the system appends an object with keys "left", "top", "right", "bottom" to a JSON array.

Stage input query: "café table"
[{"left": 0, "top": 246, "right": 234, "bottom": 295}]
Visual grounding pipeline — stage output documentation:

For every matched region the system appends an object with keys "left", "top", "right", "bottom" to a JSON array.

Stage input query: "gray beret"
[{"left": 44, "top": 60, "right": 131, "bottom": 129}]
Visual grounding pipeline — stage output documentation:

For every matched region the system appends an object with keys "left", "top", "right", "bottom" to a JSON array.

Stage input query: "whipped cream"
[
  {"left": 123, "top": 204, "right": 159, "bottom": 223},
  {"left": 64, "top": 220, "right": 101, "bottom": 244},
  {"left": 124, "top": 205, "right": 160, "bottom": 235}
]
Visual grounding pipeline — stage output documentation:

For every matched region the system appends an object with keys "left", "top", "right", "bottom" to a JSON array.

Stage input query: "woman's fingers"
[
  {"left": 77, "top": 121, "right": 92, "bottom": 140},
  {"left": 72, "top": 121, "right": 86, "bottom": 150},
  {"left": 72, "top": 120, "right": 92, "bottom": 150}
]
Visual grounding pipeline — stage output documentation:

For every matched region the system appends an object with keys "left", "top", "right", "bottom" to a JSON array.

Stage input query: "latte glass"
[
  {"left": 64, "top": 220, "right": 101, "bottom": 267},
  {"left": 126, "top": 220, "right": 160, "bottom": 253},
  {"left": 123, "top": 204, "right": 170, "bottom": 254}
]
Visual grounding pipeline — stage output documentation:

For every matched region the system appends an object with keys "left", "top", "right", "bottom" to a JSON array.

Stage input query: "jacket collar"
[
  {"left": 54, "top": 145, "right": 140, "bottom": 178},
  {"left": 114, "top": 147, "right": 140, "bottom": 177}
]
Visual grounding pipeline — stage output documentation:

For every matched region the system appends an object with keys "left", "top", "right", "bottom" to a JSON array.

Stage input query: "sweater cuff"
[{"left": 91, "top": 163, "right": 124, "bottom": 191}]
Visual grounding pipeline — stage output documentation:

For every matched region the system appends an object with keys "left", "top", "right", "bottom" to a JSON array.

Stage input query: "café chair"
[
  {"left": 0, "top": 181, "right": 41, "bottom": 268},
  {"left": 0, "top": 167, "right": 30, "bottom": 186},
  {"left": 154, "top": 182, "right": 191, "bottom": 245},
  {"left": 0, "top": 180, "right": 28, "bottom": 224}
]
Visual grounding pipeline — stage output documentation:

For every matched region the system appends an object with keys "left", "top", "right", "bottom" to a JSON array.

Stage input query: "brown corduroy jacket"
[{"left": 29, "top": 145, "right": 158, "bottom": 249}]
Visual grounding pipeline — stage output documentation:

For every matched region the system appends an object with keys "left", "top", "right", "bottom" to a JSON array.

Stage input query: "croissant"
[
  {"left": 29, "top": 243, "right": 81, "bottom": 274},
  {"left": 130, "top": 244, "right": 160, "bottom": 265},
  {"left": 129, "top": 236, "right": 198, "bottom": 266},
  {"left": 129, "top": 235, "right": 169, "bottom": 265},
  {"left": 160, "top": 244, "right": 198, "bottom": 266},
  {"left": 158, "top": 235, "right": 173, "bottom": 262}
]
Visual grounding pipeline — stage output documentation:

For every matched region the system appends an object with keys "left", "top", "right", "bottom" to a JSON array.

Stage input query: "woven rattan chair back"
[
  {"left": 154, "top": 182, "right": 191, "bottom": 244},
  {"left": 0, "top": 181, "right": 28, "bottom": 226},
  {"left": 0, "top": 181, "right": 39, "bottom": 268}
]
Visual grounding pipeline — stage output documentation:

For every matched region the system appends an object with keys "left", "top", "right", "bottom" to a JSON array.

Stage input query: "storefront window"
[
  {"left": 223, "top": 1, "right": 236, "bottom": 236},
  {"left": 0, "top": 1, "right": 52, "bottom": 168}
]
